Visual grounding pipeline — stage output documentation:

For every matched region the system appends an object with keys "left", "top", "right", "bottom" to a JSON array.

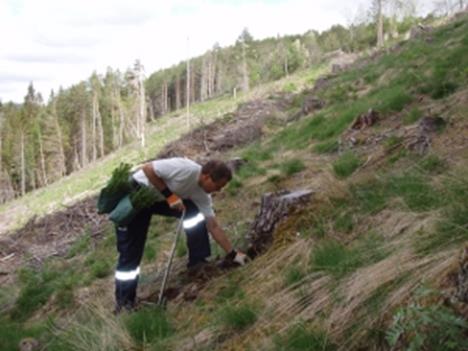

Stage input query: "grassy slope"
[{"left": 1, "top": 14, "right": 468, "bottom": 351}]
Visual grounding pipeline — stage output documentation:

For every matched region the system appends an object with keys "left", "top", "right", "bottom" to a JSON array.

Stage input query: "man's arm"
[
  {"left": 142, "top": 163, "right": 167, "bottom": 191},
  {"left": 142, "top": 163, "right": 184, "bottom": 210},
  {"left": 205, "top": 216, "right": 233, "bottom": 253}
]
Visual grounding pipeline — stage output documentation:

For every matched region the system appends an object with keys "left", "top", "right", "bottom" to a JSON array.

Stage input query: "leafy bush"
[
  {"left": 386, "top": 297, "right": 468, "bottom": 350},
  {"left": 333, "top": 152, "right": 361, "bottom": 178}
]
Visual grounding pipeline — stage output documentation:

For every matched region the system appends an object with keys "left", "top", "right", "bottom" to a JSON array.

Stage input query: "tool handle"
[{"left": 158, "top": 210, "right": 185, "bottom": 306}]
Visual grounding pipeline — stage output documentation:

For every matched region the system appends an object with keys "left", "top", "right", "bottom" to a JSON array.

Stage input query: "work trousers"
[{"left": 114, "top": 199, "right": 210, "bottom": 308}]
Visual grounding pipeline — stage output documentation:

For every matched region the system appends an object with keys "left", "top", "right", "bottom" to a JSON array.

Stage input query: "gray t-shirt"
[{"left": 132, "top": 157, "right": 214, "bottom": 217}]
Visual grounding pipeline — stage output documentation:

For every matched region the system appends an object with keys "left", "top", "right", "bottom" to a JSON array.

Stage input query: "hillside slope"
[{"left": 1, "top": 13, "right": 468, "bottom": 351}]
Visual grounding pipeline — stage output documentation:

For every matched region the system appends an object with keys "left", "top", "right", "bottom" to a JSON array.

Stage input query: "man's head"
[{"left": 199, "top": 160, "right": 232, "bottom": 193}]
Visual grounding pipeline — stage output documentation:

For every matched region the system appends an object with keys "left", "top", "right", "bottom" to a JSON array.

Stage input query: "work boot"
[{"left": 113, "top": 301, "right": 135, "bottom": 315}]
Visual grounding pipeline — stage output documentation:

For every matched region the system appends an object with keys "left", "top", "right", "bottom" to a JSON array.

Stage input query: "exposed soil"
[{"left": 157, "top": 96, "right": 292, "bottom": 162}]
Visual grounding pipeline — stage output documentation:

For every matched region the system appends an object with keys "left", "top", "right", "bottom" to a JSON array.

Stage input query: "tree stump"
[{"left": 246, "top": 189, "right": 314, "bottom": 258}]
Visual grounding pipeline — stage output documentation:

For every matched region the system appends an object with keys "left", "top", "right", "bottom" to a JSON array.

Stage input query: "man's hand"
[
  {"left": 166, "top": 194, "right": 185, "bottom": 211},
  {"left": 226, "top": 249, "right": 249, "bottom": 266}
]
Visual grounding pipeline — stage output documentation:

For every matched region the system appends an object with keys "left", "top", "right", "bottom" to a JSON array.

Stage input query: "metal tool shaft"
[{"left": 158, "top": 210, "right": 185, "bottom": 306}]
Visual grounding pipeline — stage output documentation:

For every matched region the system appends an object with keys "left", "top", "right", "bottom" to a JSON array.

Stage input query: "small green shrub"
[
  {"left": 386, "top": 298, "right": 468, "bottom": 350},
  {"left": 274, "top": 324, "right": 336, "bottom": 351},
  {"left": 218, "top": 304, "right": 257, "bottom": 331},
  {"left": 125, "top": 307, "right": 173, "bottom": 344},
  {"left": 280, "top": 159, "right": 306, "bottom": 176},
  {"left": 333, "top": 152, "right": 361, "bottom": 178}
]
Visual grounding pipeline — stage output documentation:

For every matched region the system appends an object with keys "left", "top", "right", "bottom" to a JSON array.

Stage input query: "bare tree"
[
  {"left": 186, "top": 37, "right": 191, "bottom": 129},
  {"left": 375, "top": 0, "right": 385, "bottom": 47}
]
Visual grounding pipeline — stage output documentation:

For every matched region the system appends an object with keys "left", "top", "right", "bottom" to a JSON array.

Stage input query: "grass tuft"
[
  {"left": 274, "top": 324, "right": 336, "bottom": 351},
  {"left": 333, "top": 152, "right": 362, "bottom": 178},
  {"left": 280, "top": 159, "right": 306, "bottom": 176},
  {"left": 124, "top": 307, "right": 173, "bottom": 344},
  {"left": 217, "top": 304, "right": 257, "bottom": 331}
]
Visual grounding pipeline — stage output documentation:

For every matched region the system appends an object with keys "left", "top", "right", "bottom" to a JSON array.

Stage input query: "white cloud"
[{"left": 0, "top": 0, "right": 436, "bottom": 103}]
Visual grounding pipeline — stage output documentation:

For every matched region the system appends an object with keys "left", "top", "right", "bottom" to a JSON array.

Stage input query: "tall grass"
[
  {"left": 333, "top": 152, "right": 362, "bottom": 178},
  {"left": 217, "top": 303, "right": 258, "bottom": 331},
  {"left": 274, "top": 324, "right": 336, "bottom": 351}
]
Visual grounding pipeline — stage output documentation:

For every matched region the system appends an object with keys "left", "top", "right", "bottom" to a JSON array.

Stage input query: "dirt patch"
[
  {"left": 0, "top": 196, "right": 107, "bottom": 284},
  {"left": 157, "top": 97, "right": 290, "bottom": 161}
]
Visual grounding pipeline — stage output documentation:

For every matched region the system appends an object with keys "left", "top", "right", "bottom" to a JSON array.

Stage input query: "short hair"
[{"left": 201, "top": 160, "right": 232, "bottom": 182}]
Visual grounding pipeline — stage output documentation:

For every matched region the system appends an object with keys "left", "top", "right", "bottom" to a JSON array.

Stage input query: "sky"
[{"left": 0, "top": 0, "right": 436, "bottom": 104}]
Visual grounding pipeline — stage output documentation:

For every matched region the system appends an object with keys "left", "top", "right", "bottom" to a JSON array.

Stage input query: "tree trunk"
[
  {"left": 118, "top": 95, "right": 125, "bottom": 148},
  {"left": 138, "top": 74, "right": 146, "bottom": 147},
  {"left": 216, "top": 61, "right": 224, "bottom": 95},
  {"left": 200, "top": 56, "right": 207, "bottom": 102},
  {"left": 0, "top": 118, "right": 2, "bottom": 175},
  {"left": 241, "top": 41, "right": 250, "bottom": 92},
  {"left": 376, "top": 0, "right": 384, "bottom": 48},
  {"left": 92, "top": 92, "right": 97, "bottom": 161},
  {"left": 175, "top": 77, "right": 181, "bottom": 111},
  {"left": 54, "top": 114, "right": 66, "bottom": 177},
  {"left": 80, "top": 109, "right": 88, "bottom": 167},
  {"left": 20, "top": 131, "right": 26, "bottom": 196},
  {"left": 37, "top": 128, "right": 48, "bottom": 186},
  {"left": 246, "top": 189, "right": 314, "bottom": 257},
  {"left": 186, "top": 59, "right": 191, "bottom": 129}
]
